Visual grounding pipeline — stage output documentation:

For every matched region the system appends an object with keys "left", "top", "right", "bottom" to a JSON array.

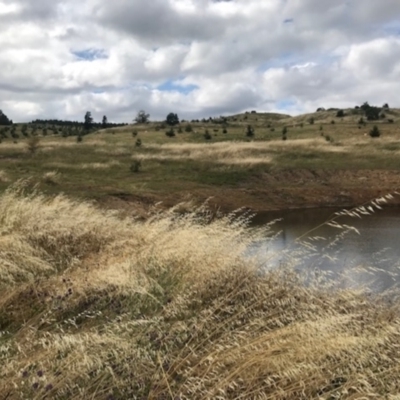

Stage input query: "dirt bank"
[{"left": 99, "top": 169, "right": 400, "bottom": 216}]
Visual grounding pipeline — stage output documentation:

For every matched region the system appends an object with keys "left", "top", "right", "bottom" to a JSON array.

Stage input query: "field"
[
  {"left": 1, "top": 108, "right": 400, "bottom": 398},
  {"left": 0, "top": 107, "right": 399, "bottom": 213}
]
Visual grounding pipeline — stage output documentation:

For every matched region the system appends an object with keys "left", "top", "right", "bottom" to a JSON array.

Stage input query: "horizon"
[{"left": 1, "top": 1, "right": 400, "bottom": 123}]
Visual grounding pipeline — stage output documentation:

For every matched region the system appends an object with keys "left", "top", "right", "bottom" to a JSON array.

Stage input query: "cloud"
[{"left": 0, "top": 0, "right": 400, "bottom": 122}]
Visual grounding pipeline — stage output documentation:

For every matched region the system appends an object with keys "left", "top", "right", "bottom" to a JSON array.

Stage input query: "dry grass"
[{"left": 0, "top": 183, "right": 400, "bottom": 399}]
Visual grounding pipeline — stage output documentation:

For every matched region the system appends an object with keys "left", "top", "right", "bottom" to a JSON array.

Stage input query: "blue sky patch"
[
  {"left": 157, "top": 80, "right": 199, "bottom": 94},
  {"left": 276, "top": 99, "right": 297, "bottom": 110},
  {"left": 72, "top": 49, "right": 108, "bottom": 61}
]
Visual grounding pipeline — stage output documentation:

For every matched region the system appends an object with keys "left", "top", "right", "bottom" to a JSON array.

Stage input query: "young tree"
[
  {"left": 102, "top": 115, "right": 108, "bottom": 129},
  {"left": 84, "top": 111, "right": 93, "bottom": 131},
  {"left": 134, "top": 110, "right": 150, "bottom": 124},
  {"left": 166, "top": 113, "right": 179, "bottom": 126},
  {"left": 369, "top": 125, "right": 381, "bottom": 138}
]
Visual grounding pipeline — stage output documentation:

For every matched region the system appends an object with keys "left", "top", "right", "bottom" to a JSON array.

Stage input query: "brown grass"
[{"left": 0, "top": 183, "right": 400, "bottom": 399}]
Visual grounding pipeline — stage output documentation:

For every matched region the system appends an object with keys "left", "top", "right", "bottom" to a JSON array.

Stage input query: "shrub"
[
  {"left": 246, "top": 125, "right": 255, "bottom": 137},
  {"left": 76, "top": 135, "right": 83, "bottom": 143},
  {"left": 184, "top": 124, "right": 193, "bottom": 133},
  {"left": 165, "top": 128, "right": 175, "bottom": 137},
  {"left": 336, "top": 110, "right": 345, "bottom": 118},
  {"left": 135, "top": 138, "right": 142, "bottom": 147},
  {"left": 308, "top": 117, "right": 314, "bottom": 125},
  {"left": 132, "top": 130, "right": 138, "bottom": 137},
  {"left": 369, "top": 125, "right": 381, "bottom": 138},
  {"left": 130, "top": 158, "right": 142, "bottom": 173},
  {"left": 26, "top": 136, "right": 40, "bottom": 155},
  {"left": 204, "top": 130, "right": 212, "bottom": 140},
  {"left": 222, "top": 127, "right": 228, "bottom": 134}
]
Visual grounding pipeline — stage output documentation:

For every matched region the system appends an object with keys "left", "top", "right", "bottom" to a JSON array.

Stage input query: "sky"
[{"left": 1, "top": 0, "right": 400, "bottom": 123}]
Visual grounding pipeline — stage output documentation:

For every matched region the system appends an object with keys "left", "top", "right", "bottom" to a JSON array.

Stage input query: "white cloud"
[{"left": 1, "top": 0, "right": 400, "bottom": 122}]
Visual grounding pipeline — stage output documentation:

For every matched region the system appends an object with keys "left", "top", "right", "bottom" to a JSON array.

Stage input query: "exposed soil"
[{"left": 97, "top": 169, "right": 400, "bottom": 216}]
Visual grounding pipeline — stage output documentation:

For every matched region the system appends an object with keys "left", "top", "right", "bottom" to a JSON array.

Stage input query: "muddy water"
[{"left": 252, "top": 207, "right": 400, "bottom": 292}]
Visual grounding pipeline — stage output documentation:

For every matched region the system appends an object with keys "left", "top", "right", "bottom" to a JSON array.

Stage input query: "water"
[{"left": 251, "top": 207, "right": 400, "bottom": 292}]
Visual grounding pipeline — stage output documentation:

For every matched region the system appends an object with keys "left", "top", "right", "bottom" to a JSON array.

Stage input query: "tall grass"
[{"left": 1, "top": 183, "right": 400, "bottom": 399}]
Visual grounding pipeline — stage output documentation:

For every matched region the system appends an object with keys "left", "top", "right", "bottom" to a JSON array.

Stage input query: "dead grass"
[{"left": 0, "top": 184, "right": 400, "bottom": 399}]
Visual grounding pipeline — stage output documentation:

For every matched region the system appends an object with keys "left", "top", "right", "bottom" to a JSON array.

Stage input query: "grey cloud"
[{"left": 93, "top": 0, "right": 227, "bottom": 45}]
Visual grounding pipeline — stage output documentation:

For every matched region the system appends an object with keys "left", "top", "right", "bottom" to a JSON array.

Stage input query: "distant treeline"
[{"left": 30, "top": 119, "right": 128, "bottom": 128}]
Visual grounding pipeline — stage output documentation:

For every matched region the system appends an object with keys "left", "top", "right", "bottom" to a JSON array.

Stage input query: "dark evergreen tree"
[
  {"left": 166, "top": 113, "right": 179, "bottom": 126},
  {"left": 84, "top": 111, "right": 93, "bottom": 131},
  {"left": 102, "top": 115, "right": 108, "bottom": 128},
  {"left": 0, "top": 110, "right": 12, "bottom": 125}
]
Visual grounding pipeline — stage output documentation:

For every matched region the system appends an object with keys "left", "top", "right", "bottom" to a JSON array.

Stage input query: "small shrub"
[
  {"left": 336, "top": 110, "right": 345, "bottom": 118},
  {"left": 135, "top": 138, "right": 142, "bottom": 147},
  {"left": 308, "top": 117, "right": 315, "bottom": 125},
  {"left": 184, "top": 124, "right": 193, "bottom": 133},
  {"left": 246, "top": 125, "right": 255, "bottom": 137},
  {"left": 388, "top": 119, "right": 394, "bottom": 123},
  {"left": 222, "top": 127, "right": 227, "bottom": 134},
  {"left": 26, "top": 136, "right": 40, "bottom": 155},
  {"left": 204, "top": 130, "right": 212, "bottom": 140},
  {"left": 369, "top": 125, "right": 381, "bottom": 138},
  {"left": 130, "top": 158, "right": 142, "bottom": 173},
  {"left": 331, "top": 120, "right": 335, "bottom": 124},
  {"left": 132, "top": 130, "right": 138, "bottom": 137},
  {"left": 165, "top": 128, "right": 175, "bottom": 137},
  {"left": 77, "top": 135, "right": 83, "bottom": 143}
]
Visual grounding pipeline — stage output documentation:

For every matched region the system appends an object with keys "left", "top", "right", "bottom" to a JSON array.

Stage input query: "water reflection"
[{"left": 251, "top": 207, "right": 400, "bottom": 292}]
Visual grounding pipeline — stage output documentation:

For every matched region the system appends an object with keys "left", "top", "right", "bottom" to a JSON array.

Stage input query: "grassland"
[
  {"left": 1, "top": 108, "right": 400, "bottom": 398},
  {"left": 0, "top": 107, "right": 399, "bottom": 213}
]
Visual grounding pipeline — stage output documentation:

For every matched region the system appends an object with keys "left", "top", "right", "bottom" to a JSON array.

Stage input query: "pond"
[{"left": 251, "top": 206, "right": 400, "bottom": 292}]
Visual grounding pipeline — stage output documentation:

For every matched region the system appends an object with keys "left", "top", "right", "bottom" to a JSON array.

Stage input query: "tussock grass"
[{"left": 1, "top": 184, "right": 400, "bottom": 399}]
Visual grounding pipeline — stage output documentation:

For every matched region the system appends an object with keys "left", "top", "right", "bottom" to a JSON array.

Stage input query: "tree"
[
  {"left": 166, "top": 113, "right": 179, "bottom": 126},
  {"left": 0, "top": 110, "right": 12, "bottom": 125},
  {"left": 84, "top": 111, "right": 93, "bottom": 131},
  {"left": 360, "top": 102, "right": 380, "bottom": 121},
  {"left": 102, "top": 115, "right": 108, "bottom": 129},
  {"left": 336, "top": 110, "right": 345, "bottom": 118},
  {"left": 369, "top": 125, "right": 381, "bottom": 138},
  {"left": 134, "top": 110, "right": 150, "bottom": 124}
]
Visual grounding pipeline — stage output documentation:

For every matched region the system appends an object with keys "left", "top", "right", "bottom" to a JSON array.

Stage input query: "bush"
[
  {"left": 336, "top": 110, "right": 345, "bottom": 118},
  {"left": 135, "top": 138, "right": 142, "bottom": 147},
  {"left": 165, "top": 128, "right": 175, "bottom": 137},
  {"left": 76, "top": 135, "right": 83, "bottom": 143},
  {"left": 246, "top": 125, "right": 255, "bottom": 137},
  {"left": 184, "top": 124, "right": 193, "bottom": 133},
  {"left": 308, "top": 117, "right": 314, "bottom": 125},
  {"left": 204, "top": 130, "right": 212, "bottom": 140},
  {"left": 130, "top": 158, "right": 142, "bottom": 173},
  {"left": 369, "top": 126, "right": 381, "bottom": 138},
  {"left": 222, "top": 127, "right": 227, "bottom": 134},
  {"left": 26, "top": 136, "right": 40, "bottom": 155},
  {"left": 132, "top": 130, "right": 138, "bottom": 137}
]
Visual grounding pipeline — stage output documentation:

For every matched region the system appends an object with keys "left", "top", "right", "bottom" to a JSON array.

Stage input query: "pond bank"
[{"left": 98, "top": 168, "right": 400, "bottom": 216}]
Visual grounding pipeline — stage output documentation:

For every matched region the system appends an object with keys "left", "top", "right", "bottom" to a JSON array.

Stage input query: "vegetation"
[
  {"left": 166, "top": 112, "right": 180, "bottom": 126},
  {"left": 1, "top": 186, "right": 400, "bottom": 398},
  {"left": 0, "top": 109, "right": 12, "bottom": 125},
  {"left": 369, "top": 125, "right": 381, "bottom": 138},
  {"left": 134, "top": 110, "right": 150, "bottom": 124}
]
